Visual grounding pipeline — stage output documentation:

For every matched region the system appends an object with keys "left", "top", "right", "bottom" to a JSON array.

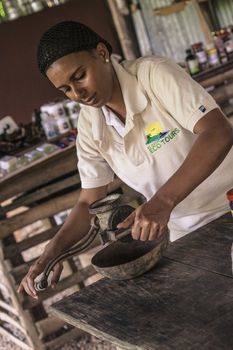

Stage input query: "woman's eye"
[
  {"left": 74, "top": 72, "right": 86, "bottom": 81},
  {"left": 60, "top": 87, "right": 70, "bottom": 94}
]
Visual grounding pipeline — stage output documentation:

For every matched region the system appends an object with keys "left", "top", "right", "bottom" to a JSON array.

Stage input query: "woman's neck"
[{"left": 106, "top": 69, "right": 126, "bottom": 124}]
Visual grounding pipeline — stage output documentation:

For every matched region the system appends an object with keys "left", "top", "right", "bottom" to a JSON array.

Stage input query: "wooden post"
[
  {"left": 107, "top": 0, "right": 138, "bottom": 59},
  {"left": 192, "top": 0, "right": 213, "bottom": 44}
]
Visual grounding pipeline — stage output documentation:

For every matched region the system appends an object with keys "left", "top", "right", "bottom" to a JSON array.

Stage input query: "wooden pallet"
[{"left": 0, "top": 144, "right": 132, "bottom": 349}]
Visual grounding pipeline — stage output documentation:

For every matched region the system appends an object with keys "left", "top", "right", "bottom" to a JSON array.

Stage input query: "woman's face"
[{"left": 46, "top": 44, "right": 115, "bottom": 107}]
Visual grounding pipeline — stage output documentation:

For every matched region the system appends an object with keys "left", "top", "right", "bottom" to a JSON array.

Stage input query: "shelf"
[{"left": 193, "top": 58, "right": 233, "bottom": 82}]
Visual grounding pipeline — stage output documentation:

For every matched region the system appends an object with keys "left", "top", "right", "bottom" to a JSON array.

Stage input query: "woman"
[{"left": 18, "top": 21, "right": 233, "bottom": 298}]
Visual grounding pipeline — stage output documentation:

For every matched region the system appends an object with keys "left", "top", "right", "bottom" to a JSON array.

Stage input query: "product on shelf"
[
  {"left": 225, "top": 27, "right": 233, "bottom": 56},
  {"left": 191, "top": 42, "right": 209, "bottom": 71},
  {"left": 64, "top": 100, "right": 80, "bottom": 128},
  {"left": 40, "top": 101, "right": 72, "bottom": 139},
  {"left": 24, "top": 149, "right": 44, "bottom": 162},
  {"left": 206, "top": 44, "right": 220, "bottom": 67},
  {"left": 213, "top": 31, "right": 228, "bottom": 64},
  {"left": 0, "top": 155, "right": 18, "bottom": 173},
  {"left": 185, "top": 49, "right": 200, "bottom": 75},
  {"left": 36, "top": 143, "right": 59, "bottom": 154}
]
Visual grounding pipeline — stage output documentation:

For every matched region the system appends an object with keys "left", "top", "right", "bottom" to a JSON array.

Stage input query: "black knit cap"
[{"left": 37, "top": 21, "right": 113, "bottom": 76}]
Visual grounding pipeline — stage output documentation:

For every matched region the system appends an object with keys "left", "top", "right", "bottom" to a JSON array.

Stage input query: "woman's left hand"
[{"left": 117, "top": 198, "right": 172, "bottom": 241}]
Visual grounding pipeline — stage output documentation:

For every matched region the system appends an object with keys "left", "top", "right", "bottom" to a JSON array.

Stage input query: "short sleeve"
[
  {"left": 76, "top": 110, "right": 114, "bottom": 188},
  {"left": 151, "top": 59, "right": 219, "bottom": 132}
]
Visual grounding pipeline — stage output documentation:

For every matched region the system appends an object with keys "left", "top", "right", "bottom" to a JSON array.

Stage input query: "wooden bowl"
[{"left": 91, "top": 232, "right": 169, "bottom": 280}]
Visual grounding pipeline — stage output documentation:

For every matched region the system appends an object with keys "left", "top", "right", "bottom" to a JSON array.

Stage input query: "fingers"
[
  {"left": 131, "top": 221, "right": 167, "bottom": 241},
  {"left": 17, "top": 267, "right": 40, "bottom": 299},
  {"left": 17, "top": 261, "right": 63, "bottom": 299},
  {"left": 17, "top": 259, "right": 51, "bottom": 299},
  {"left": 141, "top": 222, "right": 158, "bottom": 241},
  {"left": 131, "top": 222, "right": 157, "bottom": 241},
  {"left": 117, "top": 211, "right": 135, "bottom": 229},
  {"left": 51, "top": 263, "right": 63, "bottom": 289}
]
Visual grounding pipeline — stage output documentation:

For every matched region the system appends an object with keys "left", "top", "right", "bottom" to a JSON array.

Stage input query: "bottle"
[
  {"left": 30, "top": 0, "right": 44, "bottom": 12},
  {"left": 225, "top": 27, "right": 233, "bottom": 58},
  {"left": 191, "top": 42, "right": 208, "bottom": 71},
  {"left": 55, "top": 115, "right": 71, "bottom": 134},
  {"left": 185, "top": 49, "right": 200, "bottom": 75},
  {"left": 214, "top": 31, "right": 228, "bottom": 64},
  {"left": 206, "top": 43, "right": 220, "bottom": 67},
  {"left": 52, "top": 102, "right": 71, "bottom": 135},
  {"left": 64, "top": 100, "right": 80, "bottom": 129},
  {"left": 41, "top": 112, "right": 59, "bottom": 140}
]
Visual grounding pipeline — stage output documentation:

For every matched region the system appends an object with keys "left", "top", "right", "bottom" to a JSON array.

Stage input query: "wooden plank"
[
  {"left": 223, "top": 103, "right": 233, "bottom": 117},
  {"left": 36, "top": 315, "right": 68, "bottom": 339},
  {"left": 3, "top": 225, "right": 61, "bottom": 259},
  {"left": 0, "top": 173, "right": 80, "bottom": 216},
  {"left": 0, "top": 299, "right": 19, "bottom": 315},
  {"left": 0, "top": 311, "right": 26, "bottom": 334},
  {"left": 0, "top": 282, "right": 11, "bottom": 298},
  {"left": 0, "top": 242, "right": 44, "bottom": 350},
  {"left": 44, "top": 327, "right": 83, "bottom": 350},
  {"left": 0, "top": 190, "right": 81, "bottom": 238},
  {"left": 0, "top": 325, "right": 32, "bottom": 350},
  {"left": 153, "top": 1, "right": 188, "bottom": 16},
  {"left": 165, "top": 213, "right": 233, "bottom": 277},
  {"left": 51, "top": 258, "right": 233, "bottom": 350},
  {"left": 0, "top": 144, "right": 77, "bottom": 202},
  {"left": 210, "top": 82, "right": 233, "bottom": 104},
  {"left": 198, "top": 68, "right": 233, "bottom": 88},
  {"left": 192, "top": 0, "right": 212, "bottom": 44},
  {"left": 0, "top": 178, "right": 123, "bottom": 238}
]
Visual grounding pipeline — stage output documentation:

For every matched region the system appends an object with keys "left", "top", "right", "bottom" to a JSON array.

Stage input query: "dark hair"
[{"left": 37, "top": 21, "right": 112, "bottom": 76}]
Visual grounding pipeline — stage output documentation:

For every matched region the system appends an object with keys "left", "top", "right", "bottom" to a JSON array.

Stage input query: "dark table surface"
[{"left": 51, "top": 213, "right": 233, "bottom": 350}]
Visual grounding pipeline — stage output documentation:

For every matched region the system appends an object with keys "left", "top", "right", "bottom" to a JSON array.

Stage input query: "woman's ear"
[{"left": 96, "top": 42, "right": 109, "bottom": 62}]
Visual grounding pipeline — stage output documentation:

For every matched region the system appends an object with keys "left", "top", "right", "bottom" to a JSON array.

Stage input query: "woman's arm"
[
  {"left": 118, "top": 108, "right": 233, "bottom": 240},
  {"left": 17, "top": 185, "right": 108, "bottom": 298}
]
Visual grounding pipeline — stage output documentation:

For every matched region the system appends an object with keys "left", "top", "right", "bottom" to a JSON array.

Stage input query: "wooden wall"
[{"left": 0, "top": 0, "right": 122, "bottom": 123}]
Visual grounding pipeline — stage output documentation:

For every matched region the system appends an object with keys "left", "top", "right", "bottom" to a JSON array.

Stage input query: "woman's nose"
[{"left": 71, "top": 85, "right": 86, "bottom": 102}]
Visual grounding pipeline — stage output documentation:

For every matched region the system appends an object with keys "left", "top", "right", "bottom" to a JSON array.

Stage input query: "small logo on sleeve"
[{"left": 199, "top": 105, "right": 206, "bottom": 113}]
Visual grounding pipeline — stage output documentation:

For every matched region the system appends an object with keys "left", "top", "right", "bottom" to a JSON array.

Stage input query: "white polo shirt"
[{"left": 76, "top": 56, "right": 233, "bottom": 240}]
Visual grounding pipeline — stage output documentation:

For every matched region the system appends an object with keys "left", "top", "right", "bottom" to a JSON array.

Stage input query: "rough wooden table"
[{"left": 51, "top": 213, "right": 233, "bottom": 350}]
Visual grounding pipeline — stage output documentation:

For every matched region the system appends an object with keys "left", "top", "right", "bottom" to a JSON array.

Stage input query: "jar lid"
[
  {"left": 207, "top": 48, "right": 217, "bottom": 54},
  {"left": 192, "top": 42, "right": 202, "bottom": 49}
]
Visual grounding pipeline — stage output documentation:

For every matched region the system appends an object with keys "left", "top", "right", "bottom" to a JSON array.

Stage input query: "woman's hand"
[
  {"left": 17, "top": 244, "right": 63, "bottom": 299},
  {"left": 117, "top": 197, "right": 172, "bottom": 241}
]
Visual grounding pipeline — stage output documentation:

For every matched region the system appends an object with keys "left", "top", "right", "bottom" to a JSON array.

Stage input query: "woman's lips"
[{"left": 83, "top": 93, "right": 98, "bottom": 105}]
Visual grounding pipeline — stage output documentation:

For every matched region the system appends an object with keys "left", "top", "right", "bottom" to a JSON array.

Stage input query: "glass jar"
[
  {"left": 191, "top": 42, "right": 208, "bottom": 71},
  {"left": 41, "top": 112, "right": 59, "bottom": 140},
  {"left": 206, "top": 46, "right": 220, "bottom": 67}
]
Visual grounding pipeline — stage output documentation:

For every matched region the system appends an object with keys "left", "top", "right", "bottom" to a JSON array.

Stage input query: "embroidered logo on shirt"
[
  {"left": 145, "top": 122, "right": 180, "bottom": 154},
  {"left": 146, "top": 122, "right": 170, "bottom": 144},
  {"left": 198, "top": 105, "right": 206, "bottom": 113}
]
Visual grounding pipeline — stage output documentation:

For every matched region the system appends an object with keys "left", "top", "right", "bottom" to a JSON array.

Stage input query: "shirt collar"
[
  {"left": 91, "top": 58, "right": 148, "bottom": 141},
  {"left": 111, "top": 58, "right": 148, "bottom": 118}
]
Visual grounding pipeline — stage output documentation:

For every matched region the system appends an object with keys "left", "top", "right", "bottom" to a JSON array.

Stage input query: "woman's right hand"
[{"left": 17, "top": 244, "right": 63, "bottom": 299}]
